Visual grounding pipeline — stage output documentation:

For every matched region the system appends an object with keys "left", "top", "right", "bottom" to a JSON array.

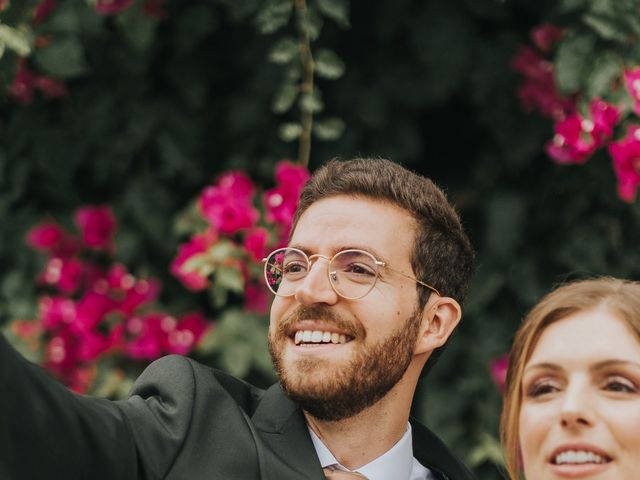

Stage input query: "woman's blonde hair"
[{"left": 500, "top": 277, "right": 640, "bottom": 479}]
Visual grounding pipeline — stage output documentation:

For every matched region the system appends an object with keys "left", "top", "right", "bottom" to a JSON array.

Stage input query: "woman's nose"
[{"left": 559, "top": 382, "right": 594, "bottom": 429}]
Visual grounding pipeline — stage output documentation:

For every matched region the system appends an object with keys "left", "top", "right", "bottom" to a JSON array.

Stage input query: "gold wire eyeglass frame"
[{"left": 262, "top": 247, "right": 441, "bottom": 300}]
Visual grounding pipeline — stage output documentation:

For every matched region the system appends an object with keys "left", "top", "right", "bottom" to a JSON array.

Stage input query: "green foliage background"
[{"left": 2, "top": 0, "right": 640, "bottom": 478}]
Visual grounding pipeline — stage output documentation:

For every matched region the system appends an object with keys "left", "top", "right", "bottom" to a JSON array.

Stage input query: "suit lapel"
[{"left": 252, "top": 383, "right": 326, "bottom": 480}]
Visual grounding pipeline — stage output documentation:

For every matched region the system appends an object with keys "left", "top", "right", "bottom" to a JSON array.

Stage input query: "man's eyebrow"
[{"left": 286, "top": 244, "right": 390, "bottom": 263}]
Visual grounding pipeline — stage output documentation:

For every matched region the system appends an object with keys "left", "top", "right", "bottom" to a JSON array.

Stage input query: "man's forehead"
[{"left": 289, "top": 196, "right": 416, "bottom": 258}]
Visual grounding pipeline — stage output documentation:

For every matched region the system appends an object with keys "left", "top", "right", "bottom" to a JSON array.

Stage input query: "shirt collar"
[{"left": 308, "top": 423, "right": 415, "bottom": 480}]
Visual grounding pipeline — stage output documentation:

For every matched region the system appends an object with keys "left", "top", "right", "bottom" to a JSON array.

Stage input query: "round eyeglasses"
[{"left": 262, "top": 247, "right": 440, "bottom": 300}]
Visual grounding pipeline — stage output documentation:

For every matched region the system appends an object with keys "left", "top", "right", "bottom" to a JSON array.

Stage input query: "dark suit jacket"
[{"left": 0, "top": 335, "right": 475, "bottom": 480}]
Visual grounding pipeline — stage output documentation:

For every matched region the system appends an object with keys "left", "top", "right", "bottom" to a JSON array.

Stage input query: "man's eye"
[
  {"left": 284, "top": 262, "right": 307, "bottom": 274},
  {"left": 345, "top": 263, "right": 375, "bottom": 276}
]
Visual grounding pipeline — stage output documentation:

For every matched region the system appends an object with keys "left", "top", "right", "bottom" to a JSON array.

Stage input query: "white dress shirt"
[{"left": 308, "top": 423, "right": 435, "bottom": 480}]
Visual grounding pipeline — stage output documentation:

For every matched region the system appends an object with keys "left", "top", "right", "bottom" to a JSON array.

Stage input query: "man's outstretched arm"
[{"left": 0, "top": 334, "right": 138, "bottom": 480}]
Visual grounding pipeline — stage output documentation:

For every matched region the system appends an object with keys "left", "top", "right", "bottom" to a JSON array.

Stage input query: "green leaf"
[
  {"left": 0, "top": 25, "right": 32, "bottom": 57},
  {"left": 207, "top": 240, "right": 238, "bottom": 262},
  {"left": 279, "top": 122, "right": 303, "bottom": 141},
  {"left": 33, "top": 37, "right": 88, "bottom": 78},
  {"left": 221, "top": 341, "right": 253, "bottom": 378},
  {"left": 312, "top": 116, "right": 345, "bottom": 140},
  {"left": 586, "top": 52, "right": 622, "bottom": 97},
  {"left": 268, "top": 37, "right": 299, "bottom": 64},
  {"left": 554, "top": 32, "right": 596, "bottom": 95},
  {"left": 297, "top": 5, "right": 323, "bottom": 41},
  {"left": 215, "top": 266, "right": 245, "bottom": 293},
  {"left": 314, "top": 49, "right": 345, "bottom": 80},
  {"left": 209, "top": 284, "right": 229, "bottom": 309},
  {"left": 272, "top": 83, "right": 298, "bottom": 114},
  {"left": 582, "top": 13, "right": 629, "bottom": 42},
  {"left": 182, "top": 253, "right": 215, "bottom": 277},
  {"left": 317, "top": 0, "right": 350, "bottom": 28},
  {"left": 256, "top": 0, "right": 293, "bottom": 34},
  {"left": 300, "top": 89, "right": 324, "bottom": 113},
  {"left": 117, "top": 8, "right": 157, "bottom": 52},
  {"left": 467, "top": 433, "right": 505, "bottom": 467}
]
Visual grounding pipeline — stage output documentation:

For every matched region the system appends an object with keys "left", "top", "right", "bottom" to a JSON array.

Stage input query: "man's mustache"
[{"left": 276, "top": 305, "right": 365, "bottom": 339}]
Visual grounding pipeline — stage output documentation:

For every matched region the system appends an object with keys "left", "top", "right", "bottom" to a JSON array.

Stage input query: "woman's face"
[{"left": 519, "top": 307, "right": 640, "bottom": 479}]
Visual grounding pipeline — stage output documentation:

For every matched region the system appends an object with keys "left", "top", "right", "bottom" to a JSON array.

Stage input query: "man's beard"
[{"left": 268, "top": 304, "right": 422, "bottom": 421}]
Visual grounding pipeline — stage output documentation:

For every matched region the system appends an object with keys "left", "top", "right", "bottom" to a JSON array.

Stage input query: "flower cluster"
[
  {"left": 513, "top": 24, "right": 640, "bottom": 202},
  {"left": 8, "top": 0, "right": 167, "bottom": 105},
  {"left": 171, "top": 160, "right": 310, "bottom": 313},
  {"left": 13, "top": 206, "right": 208, "bottom": 393}
]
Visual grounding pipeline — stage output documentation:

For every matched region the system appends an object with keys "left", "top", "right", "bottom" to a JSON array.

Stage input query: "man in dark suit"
[{"left": 1, "top": 158, "right": 476, "bottom": 479}]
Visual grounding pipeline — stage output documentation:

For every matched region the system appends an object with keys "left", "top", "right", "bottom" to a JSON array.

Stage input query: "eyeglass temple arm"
[{"left": 379, "top": 262, "right": 441, "bottom": 296}]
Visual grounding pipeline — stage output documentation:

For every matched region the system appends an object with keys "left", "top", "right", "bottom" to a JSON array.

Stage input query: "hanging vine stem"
[{"left": 294, "top": 0, "right": 313, "bottom": 167}]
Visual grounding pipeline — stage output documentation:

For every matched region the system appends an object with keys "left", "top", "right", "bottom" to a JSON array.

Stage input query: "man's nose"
[
  {"left": 294, "top": 257, "right": 339, "bottom": 306},
  {"left": 559, "top": 382, "right": 594, "bottom": 429}
]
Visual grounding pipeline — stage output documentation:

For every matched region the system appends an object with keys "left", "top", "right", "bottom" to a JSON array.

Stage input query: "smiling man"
[{"left": 1, "top": 158, "right": 476, "bottom": 480}]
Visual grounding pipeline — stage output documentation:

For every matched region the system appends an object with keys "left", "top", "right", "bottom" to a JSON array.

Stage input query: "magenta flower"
[
  {"left": 33, "top": 0, "right": 58, "bottom": 23},
  {"left": 545, "top": 98, "right": 619, "bottom": 164},
  {"left": 74, "top": 205, "right": 117, "bottom": 250},
  {"left": 624, "top": 67, "right": 640, "bottom": 116},
  {"left": 243, "top": 227, "right": 269, "bottom": 261},
  {"left": 39, "top": 257, "right": 84, "bottom": 293},
  {"left": 9, "top": 60, "right": 37, "bottom": 105},
  {"left": 166, "top": 312, "right": 208, "bottom": 355},
  {"left": 94, "top": 0, "right": 134, "bottom": 15},
  {"left": 199, "top": 172, "right": 259, "bottom": 234},
  {"left": 33, "top": 76, "right": 68, "bottom": 99},
  {"left": 512, "top": 46, "right": 575, "bottom": 120},
  {"left": 608, "top": 125, "right": 640, "bottom": 202},
  {"left": 39, "top": 296, "right": 76, "bottom": 331},
  {"left": 124, "top": 313, "right": 166, "bottom": 359},
  {"left": 530, "top": 23, "right": 564, "bottom": 54},
  {"left": 73, "top": 290, "right": 114, "bottom": 333},
  {"left": 142, "top": 0, "right": 167, "bottom": 19},
  {"left": 274, "top": 160, "right": 311, "bottom": 189},
  {"left": 26, "top": 222, "right": 65, "bottom": 251},
  {"left": 171, "top": 230, "right": 218, "bottom": 291},
  {"left": 490, "top": 354, "right": 509, "bottom": 394},
  {"left": 244, "top": 282, "right": 269, "bottom": 314}
]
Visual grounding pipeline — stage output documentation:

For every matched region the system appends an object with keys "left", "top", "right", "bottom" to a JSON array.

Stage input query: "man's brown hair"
[{"left": 292, "top": 158, "right": 475, "bottom": 372}]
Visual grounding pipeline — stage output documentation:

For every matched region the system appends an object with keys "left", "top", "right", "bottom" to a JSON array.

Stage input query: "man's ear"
[{"left": 414, "top": 297, "right": 462, "bottom": 355}]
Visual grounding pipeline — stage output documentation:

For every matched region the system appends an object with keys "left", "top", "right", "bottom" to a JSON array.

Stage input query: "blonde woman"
[{"left": 501, "top": 277, "right": 640, "bottom": 479}]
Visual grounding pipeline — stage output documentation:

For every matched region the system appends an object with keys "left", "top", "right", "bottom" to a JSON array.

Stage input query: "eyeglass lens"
[{"left": 264, "top": 248, "right": 380, "bottom": 299}]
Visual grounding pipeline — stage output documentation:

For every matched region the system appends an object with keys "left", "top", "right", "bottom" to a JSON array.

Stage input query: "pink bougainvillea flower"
[
  {"left": 263, "top": 161, "right": 310, "bottom": 232},
  {"left": 589, "top": 97, "right": 620, "bottom": 141},
  {"left": 119, "top": 278, "right": 161, "bottom": 314},
  {"left": 243, "top": 227, "right": 269, "bottom": 261},
  {"left": 44, "top": 332, "right": 79, "bottom": 374},
  {"left": 171, "top": 230, "right": 218, "bottom": 291},
  {"left": 490, "top": 354, "right": 509, "bottom": 394},
  {"left": 33, "top": 76, "right": 68, "bottom": 99},
  {"left": 530, "top": 23, "right": 564, "bottom": 54},
  {"left": 75, "top": 330, "right": 111, "bottom": 362},
  {"left": 545, "top": 98, "right": 619, "bottom": 165},
  {"left": 0, "top": 0, "right": 10, "bottom": 12},
  {"left": 74, "top": 205, "right": 117, "bottom": 250},
  {"left": 274, "top": 160, "right": 310, "bottom": 190},
  {"left": 124, "top": 313, "right": 165, "bottom": 359},
  {"left": 26, "top": 221, "right": 65, "bottom": 251},
  {"left": 512, "top": 46, "right": 575, "bottom": 120},
  {"left": 9, "top": 59, "right": 36, "bottom": 105},
  {"left": 33, "top": 0, "right": 58, "bottom": 23},
  {"left": 166, "top": 312, "right": 209, "bottom": 355},
  {"left": 199, "top": 173, "right": 259, "bottom": 234},
  {"left": 72, "top": 290, "right": 114, "bottom": 333},
  {"left": 624, "top": 67, "right": 640, "bottom": 116},
  {"left": 142, "top": 0, "right": 167, "bottom": 19},
  {"left": 10, "top": 319, "right": 43, "bottom": 340},
  {"left": 39, "top": 296, "right": 76, "bottom": 331},
  {"left": 608, "top": 125, "right": 640, "bottom": 202},
  {"left": 94, "top": 0, "right": 134, "bottom": 15},
  {"left": 39, "top": 256, "right": 84, "bottom": 293},
  {"left": 244, "top": 282, "right": 269, "bottom": 314}
]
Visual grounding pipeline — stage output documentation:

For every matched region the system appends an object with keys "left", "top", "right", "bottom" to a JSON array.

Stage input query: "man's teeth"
[
  {"left": 554, "top": 450, "right": 606, "bottom": 465},
  {"left": 294, "top": 330, "right": 348, "bottom": 345}
]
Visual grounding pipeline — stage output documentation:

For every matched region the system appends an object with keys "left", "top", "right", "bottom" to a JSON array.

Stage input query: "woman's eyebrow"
[{"left": 590, "top": 359, "right": 640, "bottom": 371}]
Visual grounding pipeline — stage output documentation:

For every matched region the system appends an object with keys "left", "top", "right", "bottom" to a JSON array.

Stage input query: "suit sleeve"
[{"left": 0, "top": 334, "right": 138, "bottom": 480}]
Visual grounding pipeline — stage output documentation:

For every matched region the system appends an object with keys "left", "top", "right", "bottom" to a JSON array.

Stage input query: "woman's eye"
[
  {"left": 525, "top": 381, "right": 558, "bottom": 398},
  {"left": 604, "top": 377, "right": 637, "bottom": 394}
]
